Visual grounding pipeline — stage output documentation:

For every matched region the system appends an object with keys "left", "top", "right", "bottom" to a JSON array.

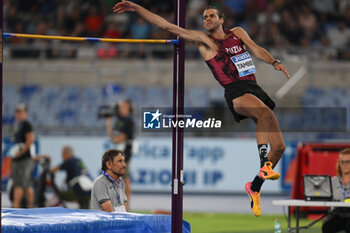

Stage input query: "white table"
[{"left": 272, "top": 199, "right": 350, "bottom": 233}]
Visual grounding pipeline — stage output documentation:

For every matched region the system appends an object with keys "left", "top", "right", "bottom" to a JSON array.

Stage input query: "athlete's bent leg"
[
  {"left": 233, "top": 94, "right": 283, "bottom": 170},
  {"left": 267, "top": 113, "right": 285, "bottom": 168},
  {"left": 233, "top": 94, "right": 273, "bottom": 146}
]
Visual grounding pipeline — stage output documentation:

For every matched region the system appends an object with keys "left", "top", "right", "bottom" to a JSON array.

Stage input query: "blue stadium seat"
[
  {"left": 299, "top": 86, "right": 350, "bottom": 132},
  {"left": 208, "top": 86, "right": 224, "bottom": 103},
  {"left": 186, "top": 86, "right": 209, "bottom": 107},
  {"left": 20, "top": 85, "right": 40, "bottom": 101},
  {"left": 125, "top": 86, "right": 145, "bottom": 106},
  {"left": 3, "top": 85, "right": 20, "bottom": 124},
  {"left": 144, "top": 86, "right": 171, "bottom": 107},
  {"left": 300, "top": 87, "right": 324, "bottom": 107},
  {"left": 103, "top": 84, "right": 125, "bottom": 104}
]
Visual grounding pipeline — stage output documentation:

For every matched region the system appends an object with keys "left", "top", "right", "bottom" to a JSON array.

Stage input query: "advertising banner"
[{"left": 2, "top": 136, "right": 284, "bottom": 193}]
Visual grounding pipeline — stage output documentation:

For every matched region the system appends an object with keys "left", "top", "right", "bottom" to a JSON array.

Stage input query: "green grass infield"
[{"left": 183, "top": 212, "right": 323, "bottom": 233}]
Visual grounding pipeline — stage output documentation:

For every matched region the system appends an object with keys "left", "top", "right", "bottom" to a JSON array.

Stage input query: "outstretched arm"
[
  {"left": 232, "top": 27, "right": 290, "bottom": 79},
  {"left": 113, "top": 1, "right": 215, "bottom": 47}
]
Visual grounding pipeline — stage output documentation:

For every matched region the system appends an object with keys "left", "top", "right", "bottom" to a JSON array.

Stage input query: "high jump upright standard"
[
  {"left": 172, "top": 0, "right": 186, "bottom": 232},
  {"left": 0, "top": 0, "right": 4, "bottom": 220}
]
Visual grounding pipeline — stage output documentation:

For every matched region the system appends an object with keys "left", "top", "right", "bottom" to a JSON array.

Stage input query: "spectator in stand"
[
  {"left": 85, "top": 6, "right": 104, "bottom": 37},
  {"left": 71, "top": 22, "right": 88, "bottom": 38},
  {"left": 256, "top": 3, "right": 280, "bottom": 27},
  {"left": 327, "top": 18, "right": 350, "bottom": 48},
  {"left": 263, "top": 22, "right": 287, "bottom": 47},
  {"left": 317, "top": 13, "right": 336, "bottom": 39},
  {"left": 280, "top": 9, "right": 303, "bottom": 45},
  {"left": 5, "top": 4, "right": 20, "bottom": 31},
  {"left": 104, "top": 20, "right": 122, "bottom": 39},
  {"left": 98, "top": 20, "right": 122, "bottom": 58},
  {"left": 298, "top": 4, "right": 318, "bottom": 41},
  {"left": 327, "top": 18, "right": 350, "bottom": 59},
  {"left": 130, "top": 16, "right": 151, "bottom": 39},
  {"left": 64, "top": 6, "right": 83, "bottom": 35},
  {"left": 130, "top": 16, "right": 151, "bottom": 58}
]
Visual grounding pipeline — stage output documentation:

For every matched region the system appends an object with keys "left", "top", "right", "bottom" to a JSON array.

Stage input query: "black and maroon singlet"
[{"left": 205, "top": 30, "right": 256, "bottom": 87}]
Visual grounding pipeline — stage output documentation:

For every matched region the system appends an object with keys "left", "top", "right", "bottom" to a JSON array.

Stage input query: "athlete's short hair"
[
  {"left": 204, "top": 6, "right": 225, "bottom": 19},
  {"left": 336, "top": 148, "right": 350, "bottom": 176}
]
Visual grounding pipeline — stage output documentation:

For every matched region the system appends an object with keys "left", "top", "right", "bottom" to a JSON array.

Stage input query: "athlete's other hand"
[
  {"left": 274, "top": 63, "right": 290, "bottom": 79},
  {"left": 113, "top": 0, "right": 137, "bottom": 14}
]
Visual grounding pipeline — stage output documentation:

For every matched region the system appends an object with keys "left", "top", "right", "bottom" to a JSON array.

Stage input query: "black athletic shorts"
[{"left": 224, "top": 80, "right": 276, "bottom": 123}]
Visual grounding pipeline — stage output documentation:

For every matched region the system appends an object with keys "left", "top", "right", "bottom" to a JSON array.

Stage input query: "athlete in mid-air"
[{"left": 113, "top": 1, "right": 290, "bottom": 216}]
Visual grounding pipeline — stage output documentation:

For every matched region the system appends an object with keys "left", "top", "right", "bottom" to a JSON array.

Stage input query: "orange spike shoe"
[
  {"left": 259, "top": 161, "right": 280, "bottom": 180},
  {"left": 245, "top": 182, "right": 261, "bottom": 217}
]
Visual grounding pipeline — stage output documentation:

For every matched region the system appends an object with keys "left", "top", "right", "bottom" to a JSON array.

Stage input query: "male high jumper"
[{"left": 113, "top": 1, "right": 290, "bottom": 216}]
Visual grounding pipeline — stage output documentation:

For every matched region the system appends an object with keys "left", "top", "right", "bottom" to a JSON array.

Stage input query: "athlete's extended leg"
[
  {"left": 233, "top": 94, "right": 283, "bottom": 174},
  {"left": 233, "top": 94, "right": 282, "bottom": 216}
]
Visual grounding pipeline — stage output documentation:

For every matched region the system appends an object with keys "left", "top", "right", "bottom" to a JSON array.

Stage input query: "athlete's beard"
[
  {"left": 112, "top": 170, "right": 124, "bottom": 177},
  {"left": 207, "top": 23, "right": 222, "bottom": 34}
]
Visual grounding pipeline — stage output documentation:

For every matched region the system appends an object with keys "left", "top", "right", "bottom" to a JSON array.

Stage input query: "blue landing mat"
[{"left": 1, "top": 207, "right": 191, "bottom": 233}]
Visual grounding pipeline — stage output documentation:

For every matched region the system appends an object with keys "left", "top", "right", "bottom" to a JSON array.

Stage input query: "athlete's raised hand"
[
  {"left": 273, "top": 63, "right": 290, "bottom": 79},
  {"left": 113, "top": 0, "right": 137, "bottom": 14}
]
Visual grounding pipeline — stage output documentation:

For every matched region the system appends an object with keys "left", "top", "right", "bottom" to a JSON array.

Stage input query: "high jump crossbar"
[{"left": 2, "top": 32, "right": 179, "bottom": 44}]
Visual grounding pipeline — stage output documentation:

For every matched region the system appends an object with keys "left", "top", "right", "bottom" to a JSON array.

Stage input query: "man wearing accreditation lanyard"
[
  {"left": 322, "top": 148, "right": 350, "bottom": 233},
  {"left": 113, "top": 1, "right": 290, "bottom": 216},
  {"left": 91, "top": 149, "right": 128, "bottom": 212}
]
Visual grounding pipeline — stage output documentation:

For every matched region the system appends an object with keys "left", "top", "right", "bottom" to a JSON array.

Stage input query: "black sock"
[
  {"left": 250, "top": 175, "right": 265, "bottom": 192},
  {"left": 258, "top": 144, "right": 269, "bottom": 167}
]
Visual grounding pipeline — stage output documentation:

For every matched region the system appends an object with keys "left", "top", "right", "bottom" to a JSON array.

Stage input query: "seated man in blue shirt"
[{"left": 50, "top": 145, "right": 93, "bottom": 209}]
